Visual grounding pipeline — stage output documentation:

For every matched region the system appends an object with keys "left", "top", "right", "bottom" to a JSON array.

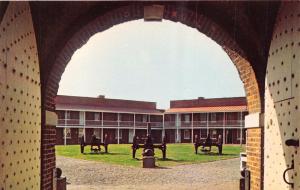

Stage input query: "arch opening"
[
  {"left": 41, "top": 4, "right": 264, "bottom": 190},
  {"left": 44, "top": 4, "right": 262, "bottom": 114}
]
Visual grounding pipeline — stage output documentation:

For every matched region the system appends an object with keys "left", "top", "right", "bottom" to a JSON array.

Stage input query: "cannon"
[
  {"left": 132, "top": 134, "right": 167, "bottom": 160},
  {"left": 80, "top": 134, "right": 109, "bottom": 154},
  {"left": 194, "top": 134, "right": 223, "bottom": 155}
]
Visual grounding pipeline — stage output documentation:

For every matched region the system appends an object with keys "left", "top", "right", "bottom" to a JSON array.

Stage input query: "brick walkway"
[{"left": 56, "top": 156, "right": 240, "bottom": 190}]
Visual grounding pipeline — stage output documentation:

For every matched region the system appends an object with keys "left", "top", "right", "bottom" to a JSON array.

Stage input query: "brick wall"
[
  {"left": 56, "top": 128, "right": 64, "bottom": 145},
  {"left": 103, "top": 128, "right": 117, "bottom": 144},
  {"left": 41, "top": 125, "right": 56, "bottom": 190},
  {"left": 119, "top": 129, "right": 129, "bottom": 144},
  {"left": 225, "top": 47, "right": 263, "bottom": 190},
  {"left": 246, "top": 128, "right": 262, "bottom": 190},
  {"left": 165, "top": 129, "right": 176, "bottom": 143},
  {"left": 151, "top": 130, "right": 162, "bottom": 143}
]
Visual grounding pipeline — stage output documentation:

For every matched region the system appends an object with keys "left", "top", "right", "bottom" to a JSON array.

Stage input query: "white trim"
[
  {"left": 162, "top": 114, "right": 165, "bottom": 141},
  {"left": 83, "top": 111, "right": 86, "bottom": 141},
  {"left": 133, "top": 113, "right": 136, "bottom": 136},
  {"left": 191, "top": 113, "right": 194, "bottom": 143},
  {"left": 117, "top": 113, "right": 120, "bottom": 144},
  {"left": 165, "top": 110, "right": 247, "bottom": 114},
  {"left": 101, "top": 112, "right": 104, "bottom": 127},
  {"left": 57, "top": 125, "right": 84, "bottom": 128},
  {"left": 223, "top": 112, "right": 225, "bottom": 144}
]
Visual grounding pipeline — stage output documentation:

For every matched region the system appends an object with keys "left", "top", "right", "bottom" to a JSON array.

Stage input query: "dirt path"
[{"left": 56, "top": 156, "right": 240, "bottom": 190}]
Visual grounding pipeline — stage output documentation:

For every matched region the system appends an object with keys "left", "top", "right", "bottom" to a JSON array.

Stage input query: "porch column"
[
  {"left": 240, "top": 111, "right": 243, "bottom": 145},
  {"left": 133, "top": 113, "right": 136, "bottom": 136},
  {"left": 223, "top": 112, "right": 225, "bottom": 144},
  {"left": 117, "top": 113, "right": 120, "bottom": 144},
  {"left": 101, "top": 112, "right": 104, "bottom": 143},
  {"left": 162, "top": 114, "right": 165, "bottom": 141},
  {"left": 206, "top": 113, "right": 209, "bottom": 135},
  {"left": 191, "top": 113, "right": 194, "bottom": 143},
  {"left": 64, "top": 110, "right": 67, "bottom": 145},
  {"left": 83, "top": 111, "right": 86, "bottom": 142}
]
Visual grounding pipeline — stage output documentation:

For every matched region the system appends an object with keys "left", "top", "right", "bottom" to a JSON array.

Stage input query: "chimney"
[{"left": 97, "top": 95, "right": 105, "bottom": 99}]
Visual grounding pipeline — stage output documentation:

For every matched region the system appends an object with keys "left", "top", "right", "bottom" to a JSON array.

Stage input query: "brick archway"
[
  {"left": 42, "top": 4, "right": 264, "bottom": 190},
  {"left": 44, "top": 4, "right": 262, "bottom": 114}
]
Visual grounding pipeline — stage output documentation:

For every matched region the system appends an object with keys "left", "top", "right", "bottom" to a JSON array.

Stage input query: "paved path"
[{"left": 56, "top": 156, "right": 240, "bottom": 190}]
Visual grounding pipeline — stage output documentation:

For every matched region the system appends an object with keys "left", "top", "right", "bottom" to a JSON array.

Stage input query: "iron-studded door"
[
  {"left": 0, "top": 2, "right": 41, "bottom": 190},
  {"left": 264, "top": 2, "right": 300, "bottom": 190}
]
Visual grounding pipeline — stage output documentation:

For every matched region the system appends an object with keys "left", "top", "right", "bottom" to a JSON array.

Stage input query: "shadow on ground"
[{"left": 83, "top": 152, "right": 128, "bottom": 156}]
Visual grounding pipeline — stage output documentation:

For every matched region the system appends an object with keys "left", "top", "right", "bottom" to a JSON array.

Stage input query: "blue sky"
[{"left": 58, "top": 19, "right": 245, "bottom": 109}]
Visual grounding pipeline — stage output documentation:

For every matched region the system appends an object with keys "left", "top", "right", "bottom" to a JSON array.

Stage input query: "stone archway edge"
[
  {"left": 245, "top": 113, "right": 264, "bottom": 129},
  {"left": 46, "top": 111, "right": 58, "bottom": 126}
]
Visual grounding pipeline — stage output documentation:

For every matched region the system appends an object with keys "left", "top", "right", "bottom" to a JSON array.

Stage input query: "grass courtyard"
[{"left": 56, "top": 144, "right": 244, "bottom": 167}]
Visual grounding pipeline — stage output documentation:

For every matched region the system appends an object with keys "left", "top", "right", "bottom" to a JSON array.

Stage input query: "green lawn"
[{"left": 56, "top": 144, "right": 244, "bottom": 167}]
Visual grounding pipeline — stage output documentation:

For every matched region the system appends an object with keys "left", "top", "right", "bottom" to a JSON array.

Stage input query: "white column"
[
  {"left": 101, "top": 112, "right": 104, "bottom": 127},
  {"left": 101, "top": 127, "right": 104, "bottom": 143},
  {"left": 162, "top": 114, "right": 165, "bottom": 141},
  {"left": 101, "top": 112, "right": 104, "bottom": 143},
  {"left": 64, "top": 110, "right": 67, "bottom": 145},
  {"left": 240, "top": 111, "right": 243, "bottom": 145},
  {"left": 176, "top": 113, "right": 180, "bottom": 143},
  {"left": 133, "top": 113, "right": 136, "bottom": 136},
  {"left": 223, "top": 112, "right": 225, "bottom": 144},
  {"left": 148, "top": 114, "right": 150, "bottom": 123},
  {"left": 206, "top": 113, "right": 209, "bottom": 135},
  {"left": 64, "top": 128, "right": 67, "bottom": 146},
  {"left": 117, "top": 113, "right": 120, "bottom": 144},
  {"left": 191, "top": 113, "right": 194, "bottom": 143},
  {"left": 83, "top": 111, "right": 86, "bottom": 142},
  {"left": 148, "top": 114, "right": 150, "bottom": 135}
]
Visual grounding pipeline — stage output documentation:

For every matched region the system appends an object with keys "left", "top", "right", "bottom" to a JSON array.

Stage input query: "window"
[
  {"left": 66, "top": 111, "right": 79, "bottom": 119},
  {"left": 63, "top": 128, "right": 71, "bottom": 139},
  {"left": 95, "top": 113, "right": 100, "bottom": 120},
  {"left": 78, "top": 128, "right": 84, "bottom": 138},
  {"left": 212, "top": 130, "right": 217, "bottom": 135},
  {"left": 184, "top": 129, "right": 190, "bottom": 139},
  {"left": 200, "top": 129, "right": 207, "bottom": 138},
  {"left": 227, "top": 112, "right": 237, "bottom": 120},
  {"left": 56, "top": 111, "right": 65, "bottom": 119},
  {"left": 210, "top": 113, "right": 216, "bottom": 122},
  {"left": 200, "top": 113, "right": 206, "bottom": 122},
  {"left": 184, "top": 114, "right": 190, "bottom": 123},
  {"left": 142, "top": 115, "right": 148, "bottom": 122},
  {"left": 115, "top": 129, "right": 123, "bottom": 139},
  {"left": 85, "top": 112, "right": 94, "bottom": 120},
  {"left": 94, "top": 128, "right": 101, "bottom": 138},
  {"left": 66, "top": 112, "right": 71, "bottom": 119}
]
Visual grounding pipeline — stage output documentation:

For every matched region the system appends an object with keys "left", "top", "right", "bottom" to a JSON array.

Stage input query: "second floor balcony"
[{"left": 57, "top": 119, "right": 244, "bottom": 128}]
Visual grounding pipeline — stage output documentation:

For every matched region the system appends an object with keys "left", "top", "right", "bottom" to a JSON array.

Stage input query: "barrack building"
[{"left": 55, "top": 95, "right": 247, "bottom": 145}]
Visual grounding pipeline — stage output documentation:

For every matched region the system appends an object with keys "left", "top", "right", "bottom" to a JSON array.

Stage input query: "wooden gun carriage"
[
  {"left": 132, "top": 135, "right": 167, "bottom": 160},
  {"left": 80, "top": 135, "right": 109, "bottom": 153},
  {"left": 194, "top": 136, "right": 223, "bottom": 155}
]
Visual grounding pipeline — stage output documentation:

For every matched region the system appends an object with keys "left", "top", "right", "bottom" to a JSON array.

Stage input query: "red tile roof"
[
  {"left": 55, "top": 95, "right": 163, "bottom": 114},
  {"left": 165, "top": 105, "right": 247, "bottom": 113},
  {"left": 170, "top": 97, "right": 247, "bottom": 108},
  {"left": 56, "top": 95, "right": 247, "bottom": 114}
]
